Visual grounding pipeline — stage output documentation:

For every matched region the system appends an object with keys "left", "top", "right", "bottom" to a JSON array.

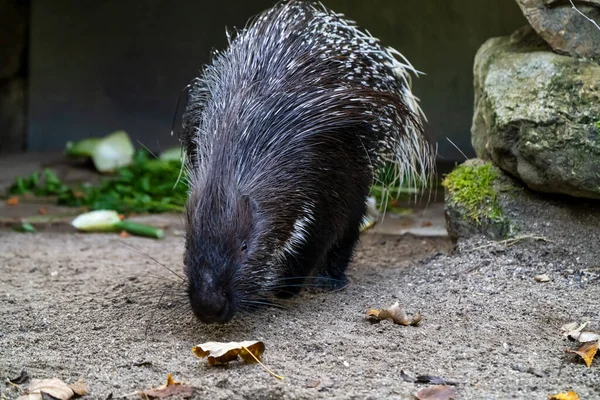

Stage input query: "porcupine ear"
[{"left": 237, "top": 194, "right": 257, "bottom": 223}]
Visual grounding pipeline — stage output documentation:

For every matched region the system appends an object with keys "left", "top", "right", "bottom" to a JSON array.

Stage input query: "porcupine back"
[{"left": 180, "top": 0, "right": 434, "bottom": 322}]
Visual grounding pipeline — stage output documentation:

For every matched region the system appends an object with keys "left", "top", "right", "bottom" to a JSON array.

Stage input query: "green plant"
[
  {"left": 442, "top": 162, "right": 503, "bottom": 223},
  {"left": 9, "top": 150, "right": 188, "bottom": 214}
]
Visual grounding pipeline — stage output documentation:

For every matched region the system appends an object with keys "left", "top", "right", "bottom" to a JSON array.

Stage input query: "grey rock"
[
  {"left": 443, "top": 159, "right": 514, "bottom": 241},
  {"left": 444, "top": 158, "right": 600, "bottom": 242},
  {"left": 515, "top": 0, "right": 600, "bottom": 60},
  {"left": 472, "top": 27, "right": 600, "bottom": 199}
]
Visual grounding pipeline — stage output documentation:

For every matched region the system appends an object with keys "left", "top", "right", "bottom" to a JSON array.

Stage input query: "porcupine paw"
[{"left": 310, "top": 272, "right": 348, "bottom": 291}]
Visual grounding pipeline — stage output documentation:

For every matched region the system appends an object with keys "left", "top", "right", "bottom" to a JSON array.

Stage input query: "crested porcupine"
[{"left": 180, "top": 0, "right": 434, "bottom": 323}]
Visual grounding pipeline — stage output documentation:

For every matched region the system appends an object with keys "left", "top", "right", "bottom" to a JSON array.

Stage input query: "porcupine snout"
[{"left": 187, "top": 275, "right": 234, "bottom": 324}]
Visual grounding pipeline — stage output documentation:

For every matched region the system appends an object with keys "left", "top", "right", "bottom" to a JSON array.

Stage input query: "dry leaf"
[
  {"left": 534, "top": 274, "right": 551, "bottom": 282},
  {"left": 548, "top": 390, "right": 580, "bottom": 400},
  {"left": 140, "top": 374, "right": 194, "bottom": 399},
  {"left": 568, "top": 331, "right": 600, "bottom": 343},
  {"left": 10, "top": 370, "right": 30, "bottom": 384},
  {"left": 400, "top": 370, "right": 416, "bottom": 383},
  {"left": 119, "top": 231, "right": 130, "bottom": 238},
  {"left": 6, "top": 197, "right": 19, "bottom": 206},
  {"left": 400, "top": 370, "right": 458, "bottom": 386},
  {"left": 67, "top": 380, "right": 88, "bottom": 396},
  {"left": 18, "top": 378, "right": 74, "bottom": 400},
  {"left": 416, "top": 375, "right": 458, "bottom": 386},
  {"left": 192, "top": 341, "right": 265, "bottom": 365},
  {"left": 561, "top": 322, "right": 587, "bottom": 336},
  {"left": 415, "top": 385, "right": 457, "bottom": 400},
  {"left": 561, "top": 322, "right": 580, "bottom": 333},
  {"left": 366, "top": 302, "right": 422, "bottom": 326},
  {"left": 39, "top": 207, "right": 48, "bottom": 215},
  {"left": 304, "top": 379, "right": 320, "bottom": 388},
  {"left": 565, "top": 340, "right": 599, "bottom": 367}
]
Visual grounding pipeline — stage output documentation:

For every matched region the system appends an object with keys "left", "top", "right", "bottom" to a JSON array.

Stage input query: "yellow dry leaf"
[
  {"left": 366, "top": 301, "right": 422, "bottom": 326},
  {"left": 192, "top": 341, "right": 265, "bottom": 365},
  {"left": 68, "top": 379, "right": 88, "bottom": 396},
  {"left": 18, "top": 378, "right": 75, "bottom": 400},
  {"left": 566, "top": 340, "right": 599, "bottom": 368},
  {"left": 140, "top": 374, "right": 194, "bottom": 399},
  {"left": 548, "top": 390, "right": 580, "bottom": 400}
]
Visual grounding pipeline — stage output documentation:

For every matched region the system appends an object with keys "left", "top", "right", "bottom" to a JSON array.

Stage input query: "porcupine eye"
[{"left": 241, "top": 242, "right": 248, "bottom": 252}]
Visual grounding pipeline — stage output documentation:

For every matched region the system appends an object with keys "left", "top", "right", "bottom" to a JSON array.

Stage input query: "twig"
[
  {"left": 569, "top": 0, "right": 600, "bottom": 32},
  {"left": 446, "top": 137, "right": 469, "bottom": 161},
  {"left": 467, "top": 234, "right": 551, "bottom": 252},
  {"left": 242, "top": 346, "right": 285, "bottom": 380}
]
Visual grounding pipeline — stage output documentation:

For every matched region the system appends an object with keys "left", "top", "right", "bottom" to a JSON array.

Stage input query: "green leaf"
[
  {"left": 114, "top": 220, "right": 164, "bottom": 239},
  {"left": 13, "top": 222, "right": 37, "bottom": 233}
]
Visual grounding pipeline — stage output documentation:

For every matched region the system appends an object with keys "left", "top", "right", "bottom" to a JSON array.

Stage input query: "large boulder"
[
  {"left": 472, "top": 27, "right": 600, "bottom": 199},
  {"left": 515, "top": 0, "right": 600, "bottom": 61}
]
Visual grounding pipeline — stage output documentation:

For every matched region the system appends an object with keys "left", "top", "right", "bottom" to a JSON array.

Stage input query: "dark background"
[{"left": 0, "top": 0, "right": 526, "bottom": 164}]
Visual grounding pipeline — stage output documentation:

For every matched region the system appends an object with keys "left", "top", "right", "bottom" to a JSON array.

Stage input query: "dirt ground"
[{"left": 1, "top": 202, "right": 599, "bottom": 400}]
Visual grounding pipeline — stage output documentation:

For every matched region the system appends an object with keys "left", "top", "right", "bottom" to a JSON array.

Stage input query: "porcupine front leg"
[{"left": 314, "top": 222, "right": 362, "bottom": 291}]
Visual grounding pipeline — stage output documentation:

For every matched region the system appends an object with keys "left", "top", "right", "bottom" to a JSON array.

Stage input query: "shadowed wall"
[{"left": 27, "top": 0, "right": 526, "bottom": 161}]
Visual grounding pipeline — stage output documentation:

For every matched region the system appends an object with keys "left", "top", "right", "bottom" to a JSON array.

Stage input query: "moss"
[{"left": 442, "top": 162, "right": 503, "bottom": 224}]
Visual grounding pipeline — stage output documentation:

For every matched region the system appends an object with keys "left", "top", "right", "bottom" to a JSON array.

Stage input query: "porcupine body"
[{"left": 180, "top": 0, "right": 433, "bottom": 323}]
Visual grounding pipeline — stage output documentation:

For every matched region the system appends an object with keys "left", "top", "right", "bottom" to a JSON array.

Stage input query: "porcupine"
[{"left": 179, "top": 0, "right": 434, "bottom": 323}]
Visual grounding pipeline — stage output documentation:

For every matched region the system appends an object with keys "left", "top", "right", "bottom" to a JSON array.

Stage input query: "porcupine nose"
[{"left": 190, "top": 289, "right": 232, "bottom": 324}]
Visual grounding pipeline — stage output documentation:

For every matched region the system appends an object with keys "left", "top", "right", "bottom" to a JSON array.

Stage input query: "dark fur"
[{"left": 180, "top": 0, "right": 431, "bottom": 323}]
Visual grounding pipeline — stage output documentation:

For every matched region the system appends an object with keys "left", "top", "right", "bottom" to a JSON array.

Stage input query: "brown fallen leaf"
[
  {"left": 548, "top": 390, "right": 580, "bottom": 400},
  {"left": 366, "top": 301, "right": 422, "bottom": 326},
  {"left": 415, "top": 385, "right": 457, "bottom": 400},
  {"left": 39, "top": 207, "right": 48, "bottom": 215},
  {"left": 304, "top": 379, "right": 320, "bottom": 388},
  {"left": 192, "top": 341, "right": 265, "bottom": 365},
  {"left": 10, "top": 370, "right": 30, "bottom": 384},
  {"left": 415, "top": 375, "right": 458, "bottom": 386},
  {"left": 140, "top": 374, "right": 194, "bottom": 399},
  {"left": 565, "top": 340, "right": 598, "bottom": 367},
  {"left": 192, "top": 341, "right": 283, "bottom": 380},
  {"left": 119, "top": 231, "right": 130, "bottom": 238},
  {"left": 18, "top": 378, "right": 74, "bottom": 400},
  {"left": 6, "top": 196, "right": 19, "bottom": 206},
  {"left": 67, "top": 380, "right": 88, "bottom": 397}
]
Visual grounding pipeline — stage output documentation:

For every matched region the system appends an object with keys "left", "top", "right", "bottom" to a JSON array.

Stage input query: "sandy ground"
[{"left": 1, "top": 206, "right": 599, "bottom": 400}]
